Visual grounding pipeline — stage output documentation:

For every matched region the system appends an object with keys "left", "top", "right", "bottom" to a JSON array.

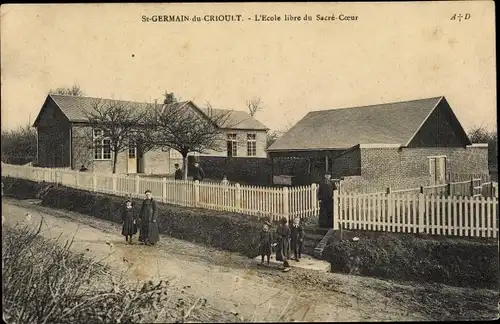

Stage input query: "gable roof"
[
  {"left": 34, "top": 94, "right": 267, "bottom": 130},
  {"left": 198, "top": 107, "right": 268, "bottom": 130},
  {"left": 268, "top": 96, "right": 462, "bottom": 151}
]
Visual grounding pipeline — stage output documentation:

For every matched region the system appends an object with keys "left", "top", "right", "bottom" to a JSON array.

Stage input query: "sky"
[{"left": 1, "top": 2, "right": 496, "bottom": 133}]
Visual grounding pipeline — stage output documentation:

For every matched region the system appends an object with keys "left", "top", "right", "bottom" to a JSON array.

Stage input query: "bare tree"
[
  {"left": 467, "top": 124, "right": 497, "bottom": 170},
  {"left": 49, "top": 84, "right": 85, "bottom": 96},
  {"left": 1, "top": 123, "right": 37, "bottom": 165},
  {"left": 467, "top": 125, "right": 497, "bottom": 143},
  {"left": 80, "top": 98, "right": 147, "bottom": 173},
  {"left": 266, "top": 121, "right": 294, "bottom": 149},
  {"left": 143, "top": 96, "right": 231, "bottom": 180},
  {"left": 245, "top": 97, "right": 264, "bottom": 117}
]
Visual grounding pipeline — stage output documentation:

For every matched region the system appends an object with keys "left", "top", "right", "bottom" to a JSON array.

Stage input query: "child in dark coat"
[
  {"left": 121, "top": 200, "right": 137, "bottom": 244},
  {"left": 259, "top": 222, "right": 274, "bottom": 265},
  {"left": 290, "top": 217, "right": 305, "bottom": 261}
]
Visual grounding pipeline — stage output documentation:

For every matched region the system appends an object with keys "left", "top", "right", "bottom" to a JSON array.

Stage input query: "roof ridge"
[
  {"left": 50, "top": 93, "right": 190, "bottom": 106},
  {"left": 308, "top": 96, "right": 444, "bottom": 114}
]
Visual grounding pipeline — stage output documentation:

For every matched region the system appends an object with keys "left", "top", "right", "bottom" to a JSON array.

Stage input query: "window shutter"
[
  {"left": 438, "top": 158, "right": 446, "bottom": 183},
  {"left": 429, "top": 158, "right": 436, "bottom": 184}
]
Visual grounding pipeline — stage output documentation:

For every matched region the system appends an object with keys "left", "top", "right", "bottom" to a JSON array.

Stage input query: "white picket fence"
[
  {"left": 3, "top": 163, "right": 498, "bottom": 238},
  {"left": 1, "top": 163, "right": 319, "bottom": 222},
  {"left": 333, "top": 191, "right": 499, "bottom": 238}
]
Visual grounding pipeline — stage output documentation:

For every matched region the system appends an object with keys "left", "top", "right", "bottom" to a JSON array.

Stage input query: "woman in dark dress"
[
  {"left": 121, "top": 199, "right": 137, "bottom": 244},
  {"left": 275, "top": 217, "right": 291, "bottom": 272},
  {"left": 138, "top": 190, "right": 160, "bottom": 246}
]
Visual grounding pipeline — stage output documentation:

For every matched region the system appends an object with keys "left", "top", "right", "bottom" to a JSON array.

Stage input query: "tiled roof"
[
  {"left": 198, "top": 107, "right": 268, "bottom": 130},
  {"left": 43, "top": 95, "right": 268, "bottom": 130},
  {"left": 267, "top": 96, "right": 445, "bottom": 151}
]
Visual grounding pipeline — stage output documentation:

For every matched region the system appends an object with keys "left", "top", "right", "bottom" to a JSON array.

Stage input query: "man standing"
[
  {"left": 317, "top": 172, "right": 337, "bottom": 228},
  {"left": 193, "top": 162, "right": 205, "bottom": 182},
  {"left": 174, "top": 163, "right": 183, "bottom": 180}
]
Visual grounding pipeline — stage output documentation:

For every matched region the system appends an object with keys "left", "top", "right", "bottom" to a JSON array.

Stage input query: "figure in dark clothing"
[
  {"left": 174, "top": 163, "right": 183, "bottom": 180},
  {"left": 138, "top": 190, "right": 159, "bottom": 246},
  {"left": 259, "top": 221, "right": 274, "bottom": 265},
  {"left": 290, "top": 217, "right": 305, "bottom": 261},
  {"left": 193, "top": 162, "right": 205, "bottom": 182},
  {"left": 121, "top": 200, "right": 137, "bottom": 244},
  {"left": 317, "top": 173, "right": 337, "bottom": 228},
  {"left": 275, "top": 217, "right": 291, "bottom": 271}
]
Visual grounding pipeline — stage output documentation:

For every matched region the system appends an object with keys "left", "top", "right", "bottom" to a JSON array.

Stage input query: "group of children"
[{"left": 259, "top": 216, "right": 305, "bottom": 272}]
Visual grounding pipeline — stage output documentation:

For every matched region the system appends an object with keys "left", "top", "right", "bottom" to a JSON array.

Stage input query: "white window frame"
[
  {"left": 428, "top": 155, "right": 447, "bottom": 184},
  {"left": 93, "top": 129, "right": 112, "bottom": 161},
  {"left": 246, "top": 133, "right": 257, "bottom": 157},
  {"left": 227, "top": 133, "right": 238, "bottom": 157}
]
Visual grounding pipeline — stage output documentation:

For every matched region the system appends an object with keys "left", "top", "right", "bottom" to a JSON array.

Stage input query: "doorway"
[{"left": 127, "top": 142, "right": 137, "bottom": 174}]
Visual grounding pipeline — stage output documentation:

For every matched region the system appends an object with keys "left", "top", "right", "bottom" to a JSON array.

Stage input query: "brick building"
[
  {"left": 267, "top": 96, "right": 489, "bottom": 190},
  {"left": 32, "top": 94, "right": 268, "bottom": 174}
]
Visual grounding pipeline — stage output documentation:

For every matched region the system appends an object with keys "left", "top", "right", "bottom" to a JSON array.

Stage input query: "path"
[{"left": 1, "top": 197, "right": 432, "bottom": 322}]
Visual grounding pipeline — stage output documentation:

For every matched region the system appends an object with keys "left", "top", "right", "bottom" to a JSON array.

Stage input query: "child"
[
  {"left": 290, "top": 217, "right": 305, "bottom": 261},
  {"left": 259, "top": 221, "right": 273, "bottom": 265},
  {"left": 121, "top": 199, "right": 137, "bottom": 244},
  {"left": 275, "top": 217, "right": 292, "bottom": 272},
  {"left": 221, "top": 175, "right": 229, "bottom": 186}
]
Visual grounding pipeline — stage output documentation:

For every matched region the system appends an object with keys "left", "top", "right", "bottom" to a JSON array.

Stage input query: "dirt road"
[{"left": 2, "top": 198, "right": 496, "bottom": 322}]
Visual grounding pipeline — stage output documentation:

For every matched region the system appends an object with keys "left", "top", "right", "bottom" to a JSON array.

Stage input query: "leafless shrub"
[{"left": 1, "top": 220, "right": 196, "bottom": 323}]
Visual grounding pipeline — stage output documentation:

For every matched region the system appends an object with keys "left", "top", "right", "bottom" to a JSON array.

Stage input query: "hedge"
[
  {"left": 324, "top": 229, "right": 499, "bottom": 289},
  {"left": 2, "top": 177, "right": 264, "bottom": 258}
]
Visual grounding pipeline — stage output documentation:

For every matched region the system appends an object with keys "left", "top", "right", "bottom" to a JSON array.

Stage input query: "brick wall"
[
  {"left": 359, "top": 146, "right": 489, "bottom": 192},
  {"left": 181, "top": 129, "right": 267, "bottom": 158},
  {"left": 142, "top": 149, "right": 173, "bottom": 174},
  {"left": 329, "top": 148, "right": 361, "bottom": 178},
  {"left": 71, "top": 125, "right": 94, "bottom": 170},
  {"left": 72, "top": 125, "right": 171, "bottom": 174}
]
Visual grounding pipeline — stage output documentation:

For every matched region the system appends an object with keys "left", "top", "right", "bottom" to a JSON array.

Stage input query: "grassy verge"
[
  {"left": 324, "top": 229, "right": 499, "bottom": 289},
  {"left": 2, "top": 220, "right": 172, "bottom": 323}
]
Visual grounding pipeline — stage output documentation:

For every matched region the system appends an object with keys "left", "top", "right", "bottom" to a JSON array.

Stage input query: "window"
[
  {"left": 428, "top": 156, "right": 447, "bottom": 184},
  {"left": 227, "top": 133, "right": 237, "bottom": 157},
  {"left": 128, "top": 140, "right": 136, "bottom": 159},
  {"left": 247, "top": 133, "right": 257, "bottom": 156},
  {"left": 93, "top": 129, "right": 112, "bottom": 160}
]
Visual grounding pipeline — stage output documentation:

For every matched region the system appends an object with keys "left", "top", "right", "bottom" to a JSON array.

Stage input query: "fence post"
[
  {"left": 112, "top": 174, "right": 117, "bottom": 192},
  {"left": 333, "top": 189, "right": 339, "bottom": 230},
  {"left": 194, "top": 180, "right": 200, "bottom": 207},
  {"left": 447, "top": 183, "right": 452, "bottom": 197},
  {"left": 470, "top": 177, "right": 474, "bottom": 196},
  {"left": 75, "top": 171, "right": 80, "bottom": 189},
  {"left": 418, "top": 192, "right": 425, "bottom": 234},
  {"left": 386, "top": 187, "right": 392, "bottom": 222},
  {"left": 283, "top": 187, "right": 289, "bottom": 222},
  {"left": 135, "top": 175, "right": 140, "bottom": 196},
  {"left": 311, "top": 183, "right": 317, "bottom": 216},
  {"left": 92, "top": 172, "right": 97, "bottom": 192},
  {"left": 162, "top": 177, "right": 167, "bottom": 203},
  {"left": 235, "top": 183, "right": 241, "bottom": 212}
]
